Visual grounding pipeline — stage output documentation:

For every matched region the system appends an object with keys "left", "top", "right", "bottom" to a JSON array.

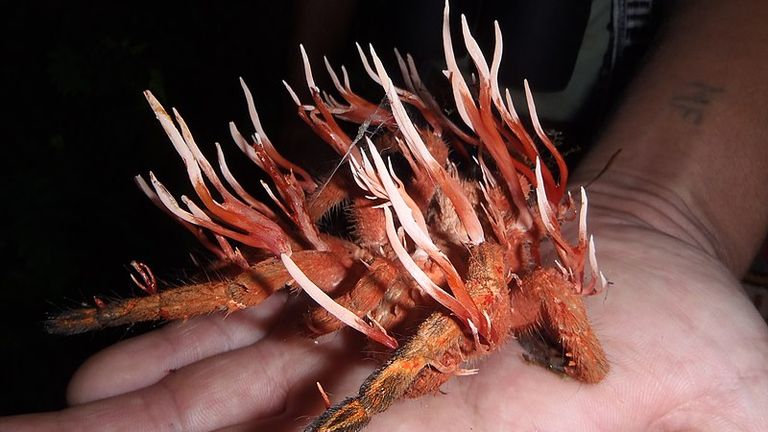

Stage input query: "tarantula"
[{"left": 48, "top": 3, "right": 609, "bottom": 431}]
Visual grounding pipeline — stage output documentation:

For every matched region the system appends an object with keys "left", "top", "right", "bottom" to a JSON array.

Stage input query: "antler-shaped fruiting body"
[{"left": 47, "top": 2, "right": 609, "bottom": 431}]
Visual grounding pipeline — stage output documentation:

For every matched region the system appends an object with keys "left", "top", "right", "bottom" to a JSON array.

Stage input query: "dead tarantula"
[{"left": 48, "top": 3, "right": 609, "bottom": 431}]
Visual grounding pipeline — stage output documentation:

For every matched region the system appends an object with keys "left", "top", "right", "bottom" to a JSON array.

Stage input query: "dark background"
[{"left": 0, "top": 0, "right": 619, "bottom": 416}]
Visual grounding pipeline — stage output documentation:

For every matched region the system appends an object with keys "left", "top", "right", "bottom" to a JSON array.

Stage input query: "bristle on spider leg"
[
  {"left": 316, "top": 382, "right": 332, "bottom": 409},
  {"left": 309, "top": 242, "right": 514, "bottom": 430},
  {"left": 47, "top": 251, "right": 348, "bottom": 335},
  {"left": 527, "top": 268, "right": 609, "bottom": 383},
  {"left": 46, "top": 280, "right": 244, "bottom": 335},
  {"left": 305, "top": 316, "right": 442, "bottom": 432}
]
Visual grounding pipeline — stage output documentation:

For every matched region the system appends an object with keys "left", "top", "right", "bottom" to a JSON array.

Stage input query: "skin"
[{"left": 2, "top": 0, "right": 767, "bottom": 430}]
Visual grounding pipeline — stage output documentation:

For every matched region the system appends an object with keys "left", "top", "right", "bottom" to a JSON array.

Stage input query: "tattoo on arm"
[{"left": 669, "top": 81, "right": 724, "bottom": 125}]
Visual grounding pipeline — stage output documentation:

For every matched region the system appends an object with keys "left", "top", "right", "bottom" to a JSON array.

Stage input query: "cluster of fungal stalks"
[{"left": 49, "top": 3, "right": 608, "bottom": 431}]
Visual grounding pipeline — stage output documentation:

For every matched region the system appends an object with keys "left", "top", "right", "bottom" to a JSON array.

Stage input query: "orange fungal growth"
[{"left": 48, "top": 2, "right": 609, "bottom": 431}]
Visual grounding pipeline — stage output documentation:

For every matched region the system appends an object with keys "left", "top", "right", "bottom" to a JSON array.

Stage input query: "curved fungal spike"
[
  {"left": 149, "top": 172, "right": 290, "bottom": 255},
  {"left": 322, "top": 55, "right": 394, "bottom": 127},
  {"left": 260, "top": 180, "right": 291, "bottom": 218},
  {"left": 282, "top": 80, "right": 303, "bottom": 107},
  {"left": 146, "top": 92, "right": 286, "bottom": 242},
  {"left": 239, "top": 78, "right": 315, "bottom": 188},
  {"left": 586, "top": 235, "right": 598, "bottom": 290},
  {"left": 135, "top": 175, "right": 231, "bottom": 261},
  {"left": 460, "top": 15, "right": 490, "bottom": 79},
  {"left": 348, "top": 150, "right": 389, "bottom": 201},
  {"left": 144, "top": 91, "right": 204, "bottom": 188},
  {"left": 487, "top": 23, "right": 537, "bottom": 165},
  {"left": 404, "top": 54, "right": 421, "bottom": 87},
  {"left": 229, "top": 122, "right": 264, "bottom": 169},
  {"left": 341, "top": 65, "right": 352, "bottom": 90},
  {"left": 403, "top": 52, "right": 479, "bottom": 149},
  {"left": 357, "top": 44, "right": 426, "bottom": 114},
  {"left": 323, "top": 56, "right": 348, "bottom": 96},
  {"left": 369, "top": 44, "right": 485, "bottom": 245},
  {"left": 382, "top": 206, "right": 472, "bottom": 326},
  {"left": 289, "top": 46, "right": 357, "bottom": 157},
  {"left": 534, "top": 158, "right": 573, "bottom": 262},
  {"left": 280, "top": 253, "right": 398, "bottom": 349},
  {"left": 524, "top": 80, "right": 568, "bottom": 199},
  {"left": 249, "top": 140, "right": 327, "bottom": 251},
  {"left": 239, "top": 78, "right": 267, "bottom": 137},
  {"left": 171, "top": 107, "right": 237, "bottom": 202},
  {"left": 181, "top": 196, "right": 249, "bottom": 268},
  {"left": 300, "top": 44, "right": 318, "bottom": 91},
  {"left": 214, "top": 142, "right": 276, "bottom": 218},
  {"left": 442, "top": 0, "right": 475, "bottom": 131},
  {"left": 393, "top": 48, "right": 416, "bottom": 92},
  {"left": 578, "top": 186, "right": 589, "bottom": 248},
  {"left": 586, "top": 235, "right": 608, "bottom": 294},
  {"left": 535, "top": 158, "right": 557, "bottom": 237},
  {"left": 504, "top": 87, "right": 521, "bottom": 124},
  {"left": 358, "top": 138, "right": 428, "bottom": 233},
  {"left": 489, "top": 21, "right": 504, "bottom": 108},
  {"left": 355, "top": 42, "right": 382, "bottom": 85}
]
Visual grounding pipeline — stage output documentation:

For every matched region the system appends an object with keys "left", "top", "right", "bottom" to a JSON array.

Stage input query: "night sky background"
[{"left": 1, "top": 0, "right": 648, "bottom": 416}]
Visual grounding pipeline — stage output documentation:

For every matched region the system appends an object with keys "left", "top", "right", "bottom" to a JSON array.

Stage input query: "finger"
[
  {"left": 0, "top": 327, "right": 367, "bottom": 432},
  {"left": 68, "top": 291, "right": 288, "bottom": 405},
  {"left": 214, "top": 342, "right": 606, "bottom": 432},
  {"left": 216, "top": 348, "right": 380, "bottom": 432}
]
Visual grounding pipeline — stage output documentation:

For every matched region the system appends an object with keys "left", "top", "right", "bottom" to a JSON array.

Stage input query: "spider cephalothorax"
[{"left": 49, "top": 3, "right": 608, "bottom": 431}]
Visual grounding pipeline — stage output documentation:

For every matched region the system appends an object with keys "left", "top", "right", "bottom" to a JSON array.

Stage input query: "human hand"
[{"left": 3, "top": 175, "right": 766, "bottom": 432}]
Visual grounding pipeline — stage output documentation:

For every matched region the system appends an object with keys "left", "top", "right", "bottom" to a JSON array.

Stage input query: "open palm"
[{"left": 3, "top": 178, "right": 767, "bottom": 432}]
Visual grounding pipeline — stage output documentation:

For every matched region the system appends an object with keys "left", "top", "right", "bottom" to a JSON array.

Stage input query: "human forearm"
[{"left": 575, "top": 0, "right": 768, "bottom": 274}]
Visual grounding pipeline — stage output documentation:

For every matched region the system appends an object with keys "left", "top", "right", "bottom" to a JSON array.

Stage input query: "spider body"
[{"left": 48, "top": 3, "right": 609, "bottom": 430}]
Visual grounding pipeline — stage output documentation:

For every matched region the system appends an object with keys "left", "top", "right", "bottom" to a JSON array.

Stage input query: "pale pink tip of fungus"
[{"left": 280, "top": 253, "right": 398, "bottom": 350}]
